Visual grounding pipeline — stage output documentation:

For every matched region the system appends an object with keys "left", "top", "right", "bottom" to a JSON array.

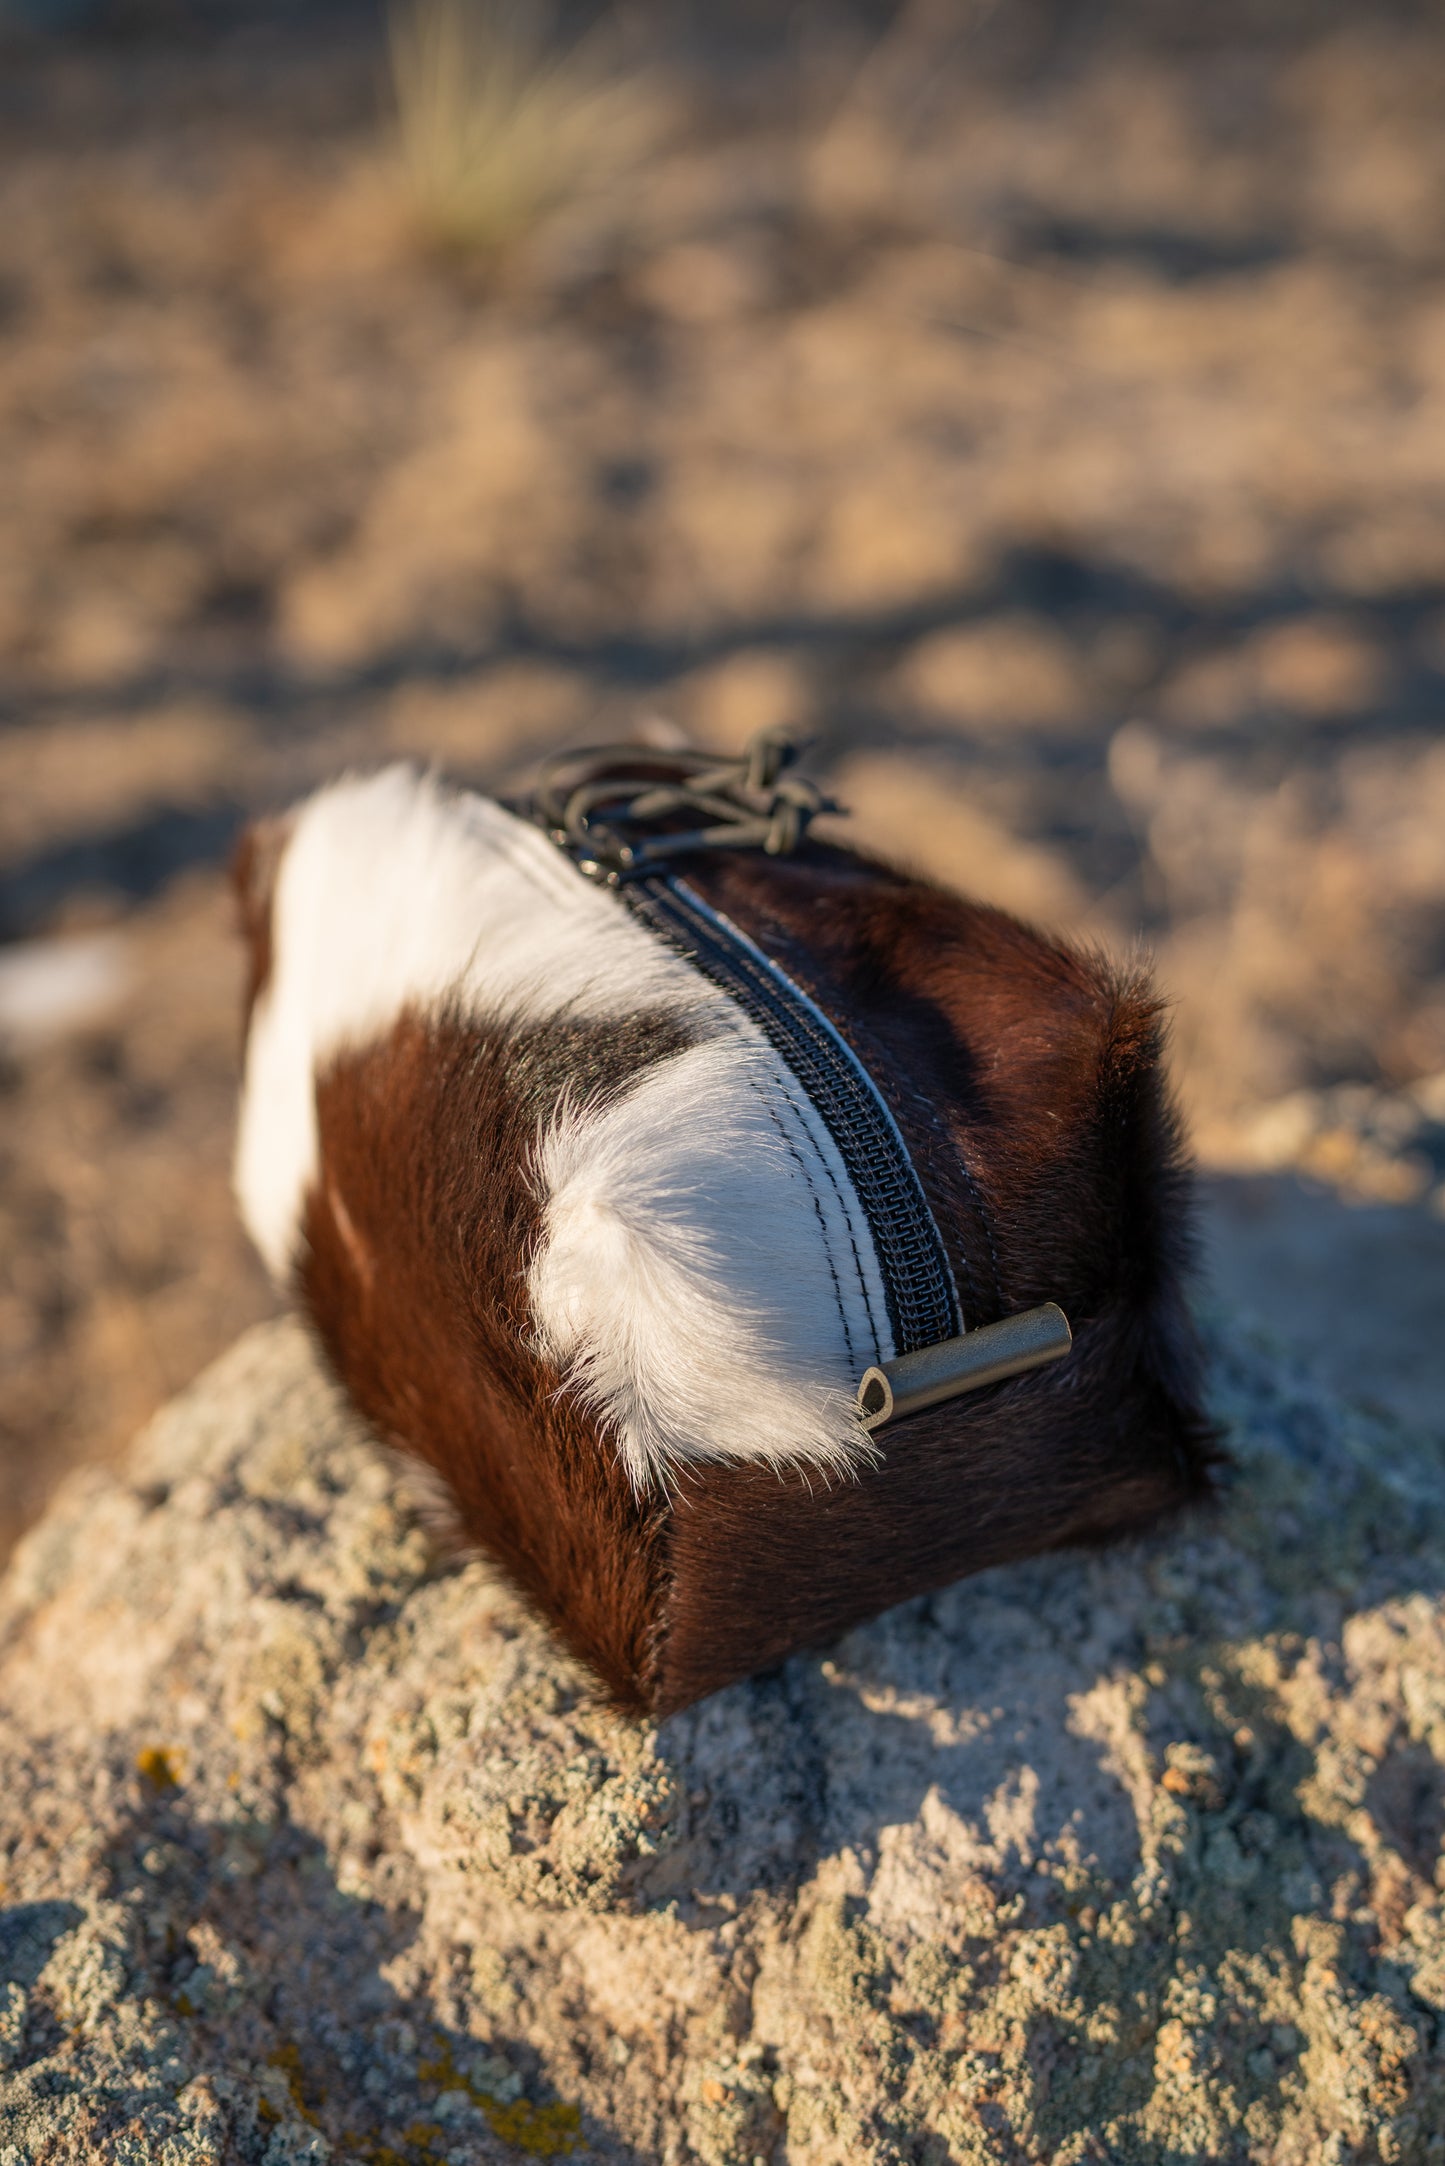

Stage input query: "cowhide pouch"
[{"left": 232, "top": 743, "right": 1216, "bottom": 1717}]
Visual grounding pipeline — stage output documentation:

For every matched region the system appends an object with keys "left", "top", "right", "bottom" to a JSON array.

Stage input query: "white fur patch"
[{"left": 235, "top": 764, "right": 891, "bottom": 1484}]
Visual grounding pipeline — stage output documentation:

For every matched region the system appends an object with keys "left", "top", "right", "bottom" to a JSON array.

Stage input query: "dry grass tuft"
[{"left": 388, "top": 0, "right": 654, "bottom": 260}]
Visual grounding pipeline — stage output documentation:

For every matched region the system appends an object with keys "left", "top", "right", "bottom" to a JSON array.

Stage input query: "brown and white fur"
[{"left": 234, "top": 762, "right": 1216, "bottom": 1714}]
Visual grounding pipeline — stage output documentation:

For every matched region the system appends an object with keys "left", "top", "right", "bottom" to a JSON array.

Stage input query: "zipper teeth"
[{"left": 622, "top": 874, "right": 961, "bottom": 1357}]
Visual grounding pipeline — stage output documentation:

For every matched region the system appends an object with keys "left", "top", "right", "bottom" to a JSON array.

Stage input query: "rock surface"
[{"left": 1, "top": 1317, "right": 1444, "bottom": 2164}]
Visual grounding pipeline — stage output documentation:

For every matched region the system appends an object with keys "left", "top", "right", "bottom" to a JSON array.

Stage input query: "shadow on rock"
[
  {"left": 0, "top": 1313, "right": 1443, "bottom": 2161},
  {"left": 0, "top": 1780, "right": 621, "bottom": 2166}
]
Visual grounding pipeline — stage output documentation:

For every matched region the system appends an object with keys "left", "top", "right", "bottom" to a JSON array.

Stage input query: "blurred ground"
[{"left": 2, "top": 0, "right": 1445, "bottom": 1551}]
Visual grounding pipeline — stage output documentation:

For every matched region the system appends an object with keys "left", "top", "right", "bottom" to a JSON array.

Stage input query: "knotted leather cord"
[
  {"left": 530, "top": 737, "right": 964, "bottom": 1357},
  {"left": 533, "top": 730, "right": 832, "bottom": 875}
]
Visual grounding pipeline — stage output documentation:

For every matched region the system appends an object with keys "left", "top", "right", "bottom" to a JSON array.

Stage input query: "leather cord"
[{"left": 533, "top": 731, "right": 833, "bottom": 877}]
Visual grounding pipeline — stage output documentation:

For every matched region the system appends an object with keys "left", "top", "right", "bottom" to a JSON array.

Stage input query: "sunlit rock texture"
[{"left": 0, "top": 1315, "right": 1443, "bottom": 2164}]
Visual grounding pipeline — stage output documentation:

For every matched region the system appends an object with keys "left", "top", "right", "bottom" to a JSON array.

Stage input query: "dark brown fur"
[
  {"left": 299, "top": 1007, "right": 691, "bottom": 1707},
  {"left": 235, "top": 819, "right": 1217, "bottom": 1717},
  {"left": 652, "top": 844, "right": 1216, "bottom": 1713}
]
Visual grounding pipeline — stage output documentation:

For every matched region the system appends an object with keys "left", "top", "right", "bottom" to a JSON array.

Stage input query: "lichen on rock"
[{"left": 0, "top": 1314, "right": 1443, "bottom": 2163}]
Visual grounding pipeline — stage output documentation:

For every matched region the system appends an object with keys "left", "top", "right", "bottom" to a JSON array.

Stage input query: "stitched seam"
[
  {"left": 860, "top": 1022, "right": 997, "bottom": 1319},
  {"left": 722, "top": 1009, "right": 884, "bottom": 1359},
  {"left": 854, "top": 1024, "right": 985, "bottom": 1320},
  {"left": 752, "top": 1071, "right": 857, "bottom": 1370},
  {"left": 658, "top": 879, "right": 948, "bottom": 1334},
  {"left": 763, "top": 1057, "right": 878, "bottom": 1363},
  {"left": 783, "top": 964, "right": 997, "bottom": 1325},
  {"left": 637, "top": 879, "right": 955, "bottom": 1349},
  {"left": 712, "top": 1011, "right": 859, "bottom": 1370},
  {"left": 770, "top": 1067, "right": 883, "bottom": 1360}
]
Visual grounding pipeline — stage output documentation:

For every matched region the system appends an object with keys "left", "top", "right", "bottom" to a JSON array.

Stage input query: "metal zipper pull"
[{"left": 857, "top": 1304, "right": 1073, "bottom": 1432}]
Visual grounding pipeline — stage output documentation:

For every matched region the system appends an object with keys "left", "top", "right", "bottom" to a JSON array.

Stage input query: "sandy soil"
[{"left": 2, "top": 0, "right": 1445, "bottom": 1548}]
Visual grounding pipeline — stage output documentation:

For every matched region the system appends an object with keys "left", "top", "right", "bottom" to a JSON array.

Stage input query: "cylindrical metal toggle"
[{"left": 856, "top": 1303, "right": 1073, "bottom": 1432}]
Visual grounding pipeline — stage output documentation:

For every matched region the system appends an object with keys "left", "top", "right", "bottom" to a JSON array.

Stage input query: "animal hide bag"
[{"left": 232, "top": 742, "right": 1215, "bottom": 1717}]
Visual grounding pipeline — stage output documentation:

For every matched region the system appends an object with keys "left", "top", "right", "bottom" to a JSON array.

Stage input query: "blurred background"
[{"left": 2, "top": 0, "right": 1444, "bottom": 1554}]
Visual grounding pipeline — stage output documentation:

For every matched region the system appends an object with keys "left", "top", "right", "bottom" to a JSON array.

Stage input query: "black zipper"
[{"left": 615, "top": 871, "right": 962, "bottom": 1358}]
